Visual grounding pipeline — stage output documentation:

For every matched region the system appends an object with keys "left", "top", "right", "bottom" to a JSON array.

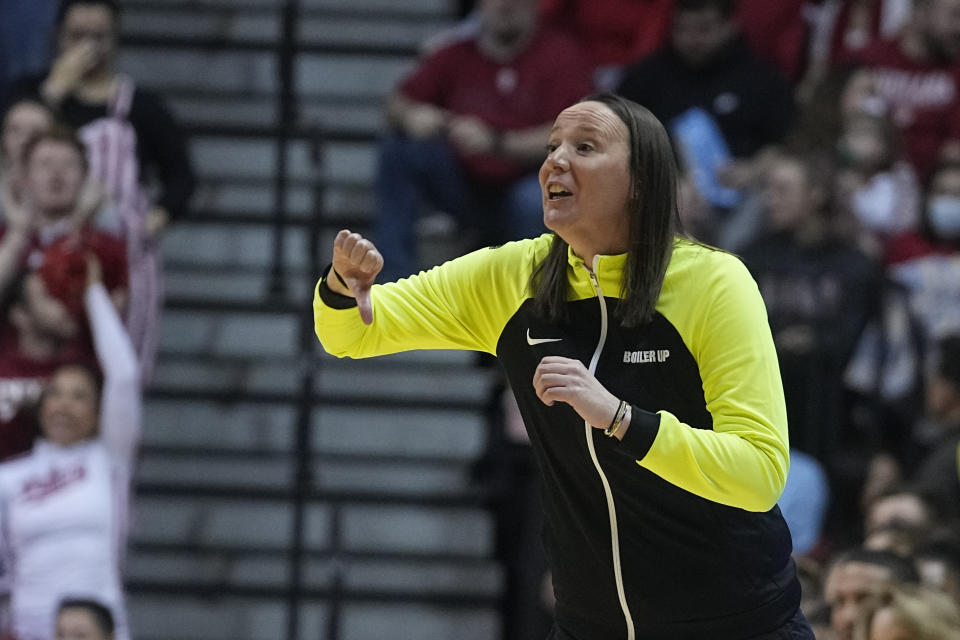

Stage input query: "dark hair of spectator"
[
  {"left": 1, "top": 96, "right": 53, "bottom": 135},
  {"left": 531, "top": 92, "right": 681, "bottom": 328},
  {"left": 20, "top": 125, "right": 88, "bottom": 172},
  {"left": 775, "top": 150, "right": 842, "bottom": 231},
  {"left": 56, "top": 0, "right": 120, "bottom": 26},
  {"left": 866, "top": 484, "right": 935, "bottom": 514},
  {"left": 58, "top": 598, "right": 115, "bottom": 635},
  {"left": 828, "top": 548, "right": 921, "bottom": 584},
  {"left": 676, "top": 0, "right": 736, "bottom": 19}
]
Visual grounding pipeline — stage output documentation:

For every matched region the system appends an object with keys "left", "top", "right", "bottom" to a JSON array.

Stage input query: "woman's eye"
[
  {"left": 545, "top": 143, "right": 558, "bottom": 153},
  {"left": 577, "top": 143, "right": 593, "bottom": 152}
]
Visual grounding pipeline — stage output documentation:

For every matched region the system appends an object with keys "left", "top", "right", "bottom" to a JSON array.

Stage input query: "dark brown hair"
[
  {"left": 21, "top": 125, "right": 88, "bottom": 172},
  {"left": 530, "top": 93, "right": 682, "bottom": 327},
  {"left": 58, "top": 598, "right": 115, "bottom": 635},
  {"left": 56, "top": 0, "right": 120, "bottom": 27}
]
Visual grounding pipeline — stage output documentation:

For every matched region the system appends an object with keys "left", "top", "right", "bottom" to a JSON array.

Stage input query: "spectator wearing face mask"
[{"left": 885, "top": 162, "right": 960, "bottom": 351}]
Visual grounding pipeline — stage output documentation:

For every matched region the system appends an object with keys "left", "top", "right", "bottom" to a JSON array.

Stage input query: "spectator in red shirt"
[
  {"left": 848, "top": 0, "right": 960, "bottom": 180},
  {"left": 539, "top": 0, "right": 675, "bottom": 86},
  {"left": 735, "top": 0, "right": 809, "bottom": 83},
  {"left": 0, "top": 127, "right": 124, "bottom": 297},
  {"left": 374, "top": 0, "right": 593, "bottom": 281},
  {"left": 0, "top": 127, "right": 127, "bottom": 463}
]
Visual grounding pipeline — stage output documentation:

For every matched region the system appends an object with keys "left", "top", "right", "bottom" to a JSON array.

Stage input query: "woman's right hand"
[
  {"left": 42, "top": 42, "right": 98, "bottom": 104},
  {"left": 331, "top": 229, "right": 383, "bottom": 325}
]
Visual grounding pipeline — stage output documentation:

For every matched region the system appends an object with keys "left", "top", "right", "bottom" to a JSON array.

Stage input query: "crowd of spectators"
[{"left": 0, "top": 0, "right": 191, "bottom": 639}]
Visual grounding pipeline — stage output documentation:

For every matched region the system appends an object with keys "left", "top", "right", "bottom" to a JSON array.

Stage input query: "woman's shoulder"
[
  {"left": 445, "top": 234, "right": 553, "bottom": 281},
  {"left": 669, "top": 237, "right": 750, "bottom": 283}
]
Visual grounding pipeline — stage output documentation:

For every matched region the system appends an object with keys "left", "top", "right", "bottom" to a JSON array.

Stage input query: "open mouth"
[{"left": 547, "top": 184, "right": 573, "bottom": 200}]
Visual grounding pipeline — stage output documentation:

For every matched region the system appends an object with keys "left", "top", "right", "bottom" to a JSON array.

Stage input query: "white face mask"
[{"left": 927, "top": 195, "right": 960, "bottom": 239}]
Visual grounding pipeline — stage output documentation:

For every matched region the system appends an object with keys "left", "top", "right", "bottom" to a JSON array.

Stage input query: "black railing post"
[
  {"left": 279, "top": 2, "right": 308, "bottom": 639},
  {"left": 270, "top": 0, "right": 298, "bottom": 298}
]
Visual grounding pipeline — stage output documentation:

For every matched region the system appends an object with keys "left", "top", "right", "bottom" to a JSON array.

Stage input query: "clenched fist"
[
  {"left": 331, "top": 229, "right": 384, "bottom": 325},
  {"left": 532, "top": 356, "right": 629, "bottom": 439}
]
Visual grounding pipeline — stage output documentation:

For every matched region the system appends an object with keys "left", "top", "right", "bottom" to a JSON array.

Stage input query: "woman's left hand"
[{"left": 533, "top": 356, "right": 621, "bottom": 430}]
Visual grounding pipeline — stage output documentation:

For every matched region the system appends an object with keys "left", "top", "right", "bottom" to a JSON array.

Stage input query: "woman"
[
  {"left": 0, "top": 255, "right": 139, "bottom": 640},
  {"left": 55, "top": 599, "right": 115, "bottom": 640},
  {"left": 314, "top": 93, "right": 811, "bottom": 639},
  {"left": 855, "top": 583, "right": 960, "bottom": 640}
]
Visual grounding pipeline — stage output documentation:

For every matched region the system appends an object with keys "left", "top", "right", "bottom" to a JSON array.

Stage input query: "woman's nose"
[{"left": 547, "top": 147, "right": 569, "bottom": 171}]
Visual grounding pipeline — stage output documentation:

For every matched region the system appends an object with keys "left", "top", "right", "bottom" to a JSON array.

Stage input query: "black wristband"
[
  {"left": 318, "top": 263, "right": 358, "bottom": 310},
  {"left": 331, "top": 266, "right": 349, "bottom": 289}
]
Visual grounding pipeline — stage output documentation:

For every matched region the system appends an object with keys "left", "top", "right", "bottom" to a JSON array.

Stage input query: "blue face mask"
[{"left": 927, "top": 195, "right": 960, "bottom": 239}]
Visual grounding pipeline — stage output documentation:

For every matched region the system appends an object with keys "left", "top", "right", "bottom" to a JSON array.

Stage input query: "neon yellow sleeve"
[
  {"left": 637, "top": 251, "right": 790, "bottom": 512},
  {"left": 314, "top": 239, "right": 541, "bottom": 358}
]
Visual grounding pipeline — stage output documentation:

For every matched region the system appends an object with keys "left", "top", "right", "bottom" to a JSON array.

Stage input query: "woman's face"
[
  {"left": 764, "top": 158, "right": 818, "bottom": 232},
  {"left": 58, "top": 4, "right": 118, "bottom": 77},
  {"left": 40, "top": 367, "right": 99, "bottom": 447},
  {"left": 1, "top": 102, "right": 51, "bottom": 169},
  {"left": 56, "top": 607, "right": 111, "bottom": 640},
  {"left": 539, "top": 101, "right": 632, "bottom": 258}
]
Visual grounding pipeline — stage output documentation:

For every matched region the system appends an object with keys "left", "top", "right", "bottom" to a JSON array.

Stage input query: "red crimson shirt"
[
  {"left": 0, "top": 326, "right": 92, "bottom": 462},
  {"left": 852, "top": 39, "right": 960, "bottom": 180},
  {"left": 539, "top": 0, "right": 675, "bottom": 69},
  {"left": 398, "top": 26, "right": 593, "bottom": 185}
]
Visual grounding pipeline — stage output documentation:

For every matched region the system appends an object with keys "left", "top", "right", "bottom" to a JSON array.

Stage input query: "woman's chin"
[{"left": 543, "top": 207, "right": 573, "bottom": 233}]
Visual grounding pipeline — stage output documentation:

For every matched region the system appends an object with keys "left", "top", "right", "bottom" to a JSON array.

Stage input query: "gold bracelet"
[{"left": 604, "top": 400, "right": 628, "bottom": 437}]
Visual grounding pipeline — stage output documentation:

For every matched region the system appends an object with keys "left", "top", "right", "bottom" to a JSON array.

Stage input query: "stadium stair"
[{"left": 117, "top": 1, "right": 507, "bottom": 638}]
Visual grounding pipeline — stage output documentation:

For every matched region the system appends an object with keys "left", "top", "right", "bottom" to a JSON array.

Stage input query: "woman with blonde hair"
[{"left": 858, "top": 583, "right": 960, "bottom": 640}]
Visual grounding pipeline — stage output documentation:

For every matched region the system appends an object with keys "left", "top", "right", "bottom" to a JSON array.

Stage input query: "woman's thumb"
[{"left": 355, "top": 284, "right": 374, "bottom": 325}]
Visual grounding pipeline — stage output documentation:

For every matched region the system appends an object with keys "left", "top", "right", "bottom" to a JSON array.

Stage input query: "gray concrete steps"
[
  {"left": 128, "top": 595, "right": 498, "bottom": 640},
  {"left": 130, "top": 495, "right": 495, "bottom": 556},
  {"left": 143, "top": 399, "right": 486, "bottom": 458}
]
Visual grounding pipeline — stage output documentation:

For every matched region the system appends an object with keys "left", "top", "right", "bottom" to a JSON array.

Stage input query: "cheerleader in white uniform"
[{"left": 0, "top": 255, "right": 139, "bottom": 640}]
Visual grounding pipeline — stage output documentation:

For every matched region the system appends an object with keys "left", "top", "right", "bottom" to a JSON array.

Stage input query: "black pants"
[{"left": 546, "top": 609, "right": 814, "bottom": 640}]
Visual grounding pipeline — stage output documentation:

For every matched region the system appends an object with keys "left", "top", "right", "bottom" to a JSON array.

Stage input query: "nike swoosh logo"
[{"left": 527, "top": 329, "right": 563, "bottom": 346}]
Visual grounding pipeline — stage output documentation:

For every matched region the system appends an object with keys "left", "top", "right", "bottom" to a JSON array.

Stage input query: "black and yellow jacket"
[{"left": 314, "top": 235, "right": 800, "bottom": 640}]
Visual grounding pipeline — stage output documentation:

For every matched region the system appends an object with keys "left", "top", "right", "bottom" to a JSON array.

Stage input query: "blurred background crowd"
[{"left": 2, "top": 0, "right": 960, "bottom": 639}]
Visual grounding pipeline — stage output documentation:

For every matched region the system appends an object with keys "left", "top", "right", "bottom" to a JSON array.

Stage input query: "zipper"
[{"left": 585, "top": 257, "right": 635, "bottom": 640}]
